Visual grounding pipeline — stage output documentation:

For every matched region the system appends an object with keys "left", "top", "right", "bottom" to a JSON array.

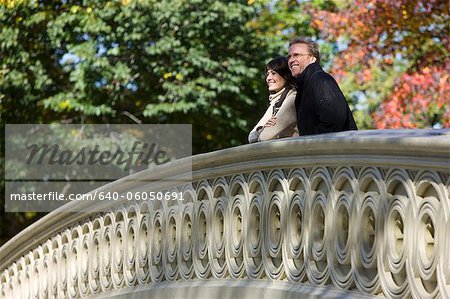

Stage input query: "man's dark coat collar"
[{"left": 296, "top": 62, "right": 322, "bottom": 91}]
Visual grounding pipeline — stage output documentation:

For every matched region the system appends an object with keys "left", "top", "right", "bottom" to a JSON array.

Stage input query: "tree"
[
  {"left": 247, "top": 0, "right": 338, "bottom": 67},
  {"left": 0, "top": 0, "right": 270, "bottom": 153},
  {"left": 374, "top": 62, "right": 450, "bottom": 128},
  {"left": 312, "top": 0, "right": 450, "bottom": 128}
]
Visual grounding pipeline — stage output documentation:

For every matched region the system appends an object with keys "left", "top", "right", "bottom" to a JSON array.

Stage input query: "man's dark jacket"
[{"left": 295, "top": 62, "right": 357, "bottom": 135}]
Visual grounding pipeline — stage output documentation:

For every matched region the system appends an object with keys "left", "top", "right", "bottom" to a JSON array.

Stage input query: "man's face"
[{"left": 288, "top": 43, "right": 315, "bottom": 78}]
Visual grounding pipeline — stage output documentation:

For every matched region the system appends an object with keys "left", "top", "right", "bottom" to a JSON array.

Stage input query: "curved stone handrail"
[{"left": 1, "top": 129, "right": 450, "bottom": 298}]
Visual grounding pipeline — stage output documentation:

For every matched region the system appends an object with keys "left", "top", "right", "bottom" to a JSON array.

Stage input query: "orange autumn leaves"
[
  {"left": 311, "top": 0, "right": 450, "bottom": 129},
  {"left": 375, "top": 63, "right": 450, "bottom": 128}
]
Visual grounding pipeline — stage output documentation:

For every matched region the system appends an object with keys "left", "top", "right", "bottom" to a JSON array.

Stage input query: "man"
[{"left": 288, "top": 37, "right": 357, "bottom": 135}]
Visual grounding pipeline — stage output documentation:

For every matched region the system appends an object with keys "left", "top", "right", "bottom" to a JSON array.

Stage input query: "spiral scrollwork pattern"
[{"left": 1, "top": 163, "right": 449, "bottom": 298}]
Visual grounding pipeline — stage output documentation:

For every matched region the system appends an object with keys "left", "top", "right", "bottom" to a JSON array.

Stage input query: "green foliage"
[
  {"left": 0, "top": 0, "right": 270, "bottom": 153},
  {"left": 248, "top": 0, "right": 325, "bottom": 56}
]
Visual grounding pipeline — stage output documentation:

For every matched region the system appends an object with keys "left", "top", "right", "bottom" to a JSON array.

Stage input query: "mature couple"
[{"left": 248, "top": 37, "right": 357, "bottom": 143}]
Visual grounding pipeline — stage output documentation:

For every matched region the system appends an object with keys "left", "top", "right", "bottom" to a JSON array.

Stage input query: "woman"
[{"left": 248, "top": 56, "right": 298, "bottom": 143}]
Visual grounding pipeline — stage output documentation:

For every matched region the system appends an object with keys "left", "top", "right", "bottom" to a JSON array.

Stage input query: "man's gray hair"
[{"left": 289, "top": 37, "right": 320, "bottom": 64}]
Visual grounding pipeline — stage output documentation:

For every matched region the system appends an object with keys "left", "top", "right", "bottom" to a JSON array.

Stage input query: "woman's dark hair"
[{"left": 265, "top": 56, "right": 296, "bottom": 88}]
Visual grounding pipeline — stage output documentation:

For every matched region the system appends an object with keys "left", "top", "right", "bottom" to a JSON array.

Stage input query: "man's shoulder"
[
  {"left": 304, "top": 67, "right": 345, "bottom": 103},
  {"left": 308, "top": 70, "right": 341, "bottom": 94},
  {"left": 309, "top": 68, "right": 335, "bottom": 82}
]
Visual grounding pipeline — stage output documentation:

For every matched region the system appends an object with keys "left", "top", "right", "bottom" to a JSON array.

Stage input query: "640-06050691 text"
[
  {"left": 9, "top": 191, "right": 184, "bottom": 201},
  {"left": 99, "top": 191, "right": 184, "bottom": 201}
]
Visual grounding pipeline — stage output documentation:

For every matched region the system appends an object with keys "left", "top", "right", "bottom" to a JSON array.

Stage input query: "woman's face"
[{"left": 266, "top": 69, "right": 286, "bottom": 93}]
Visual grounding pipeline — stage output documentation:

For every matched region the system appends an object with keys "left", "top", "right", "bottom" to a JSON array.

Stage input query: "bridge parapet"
[{"left": 1, "top": 130, "right": 449, "bottom": 298}]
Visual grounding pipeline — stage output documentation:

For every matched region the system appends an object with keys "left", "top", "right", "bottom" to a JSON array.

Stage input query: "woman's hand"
[{"left": 264, "top": 116, "right": 277, "bottom": 127}]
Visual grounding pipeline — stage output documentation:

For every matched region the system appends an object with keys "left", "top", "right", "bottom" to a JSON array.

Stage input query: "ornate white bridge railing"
[{"left": 1, "top": 130, "right": 449, "bottom": 298}]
